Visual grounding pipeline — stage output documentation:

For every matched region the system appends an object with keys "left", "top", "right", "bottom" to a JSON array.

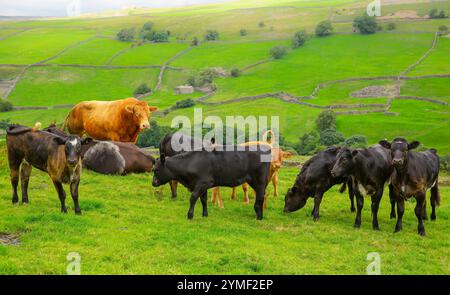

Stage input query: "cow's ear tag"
[
  {"left": 148, "top": 106, "right": 158, "bottom": 112},
  {"left": 125, "top": 105, "right": 134, "bottom": 113}
]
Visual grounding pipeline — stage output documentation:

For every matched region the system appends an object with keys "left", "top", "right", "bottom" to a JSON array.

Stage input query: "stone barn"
[{"left": 175, "top": 85, "right": 194, "bottom": 94}]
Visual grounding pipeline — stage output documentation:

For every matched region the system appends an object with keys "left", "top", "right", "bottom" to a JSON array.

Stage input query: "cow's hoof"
[
  {"left": 12, "top": 198, "right": 19, "bottom": 205},
  {"left": 202, "top": 212, "right": 208, "bottom": 217},
  {"left": 431, "top": 214, "right": 436, "bottom": 221},
  {"left": 171, "top": 196, "right": 177, "bottom": 200},
  {"left": 350, "top": 207, "right": 356, "bottom": 213},
  {"left": 313, "top": 216, "right": 319, "bottom": 222},
  {"left": 373, "top": 226, "right": 380, "bottom": 231},
  {"left": 390, "top": 213, "right": 396, "bottom": 219},
  {"left": 422, "top": 215, "right": 428, "bottom": 221},
  {"left": 61, "top": 207, "right": 68, "bottom": 213},
  {"left": 22, "top": 198, "right": 29, "bottom": 204},
  {"left": 418, "top": 230, "right": 426, "bottom": 237},
  {"left": 75, "top": 210, "right": 82, "bottom": 215},
  {"left": 187, "top": 213, "right": 194, "bottom": 220},
  {"left": 394, "top": 226, "right": 402, "bottom": 233},
  {"left": 354, "top": 223, "right": 361, "bottom": 229}
]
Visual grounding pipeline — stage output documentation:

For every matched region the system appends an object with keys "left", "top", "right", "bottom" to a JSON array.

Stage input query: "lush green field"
[
  {"left": 0, "top": 0, "right": 449, "bottom": 275},
  {"left": 0, "top": 142, "right": 448, "bottom": 274}
]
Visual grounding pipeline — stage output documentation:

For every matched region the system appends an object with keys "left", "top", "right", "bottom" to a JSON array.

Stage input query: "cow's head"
[
  {"left": 53, "top": 135, "right": 93, "bottom": 167},
  {"left": 379, "top": 138, "right": 420, "bottom": 169},
  {"left": 331, "top": 147, "right": 356, "bottom": 178},
  {"left": 125, "top": 100, "right": 158, "bottom": 130},
  {"left": 284, "top": 182, "right": 309, "bottom": 213},
  {"left": 152, "top": 154, "right": 171, "bottom": 187}
]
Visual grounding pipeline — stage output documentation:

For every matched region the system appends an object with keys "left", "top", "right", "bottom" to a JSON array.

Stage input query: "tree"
[
  {"left": 174, "top": 98, "right": 195, "bottom": 109},
  {"left": 205, "top": 30, "right": 219, "bottom": 41},
  {"left": 316, "top": 110, "right": 336, "bottom": 133},
  {"left": 133, "top": 83, "right": 151, "bottom": 96},
  {"left": 292, "top": 30, "right": 308, "bottom": 48},
  {"left": 191, "top": 37, "right": 199, "bottom": 46},
  {"left": 141, "top": 30, "right": 154, "bottom": 41},
  {"left": 137, "top": 121, "right": 173, "bottom": 148},
  {"left": 258, "top": 21, "right": 265, "bottom": 28},
  {"left": 344, "top": 135, "right": 368, "bottom": 148},
  {"left": 319, "top": 129, "right": 345, "bottom": 146},
  {"left": 141, "top": 21, "right": 154, "bottom": 32},
  {"left": 429, "top": 8, "right": 438, "bottom": 18},
  {"left": 230, "top": 68, "right": 241, "bottom": 77},
  {"left": 270, "top": 46, "right": 288, "bottom": 59},
  {"left": 0, "top": 119, "right": 11, "bottom": 129},
  {"left": 296, "top": 130, "right": 320, "bottom": 155},
  {"left": 438, "top": 25, "right": 448, "bottom": 35},
  {"left": 117, "top": 28, "right": 135, "bottom": 42},
  {"left": 0, "top": 100, "right": 13, "bottom": 112},
  {"left": 438, "top": 10, "right": 447, "bottom": 18},
  {"left": 353, "top": 15, "right": 378, "bottom": 34},
  {"left": 151, "top": 31, "right": 169, "bottom": 42},
  {"left": 387, "top": 22, "right": 396, "bottom": 31},
  {"left": 315, "top": 20, "right": 333, "bottom": 37},
  {"left": 240, "top": 29, "right": 247, "bottom": 36}
]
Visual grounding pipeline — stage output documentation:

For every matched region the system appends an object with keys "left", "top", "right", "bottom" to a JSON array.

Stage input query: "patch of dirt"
[
  {"left": 351, "top": 85, "right": 398, "bottom": 98},
  {"left": 0, "top": 232, "right": 21, "bottom": 246},
  {"left": 378, "top": 10, "right": 424, "bottom": 20}
]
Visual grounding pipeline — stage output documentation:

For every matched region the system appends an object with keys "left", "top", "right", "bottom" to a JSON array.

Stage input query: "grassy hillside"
[
  {"left": 0, "top": 0, "right": 449, "bottom": 274},
  {"left": 0, "top": 142, "right": 448, "bottom": 274}
]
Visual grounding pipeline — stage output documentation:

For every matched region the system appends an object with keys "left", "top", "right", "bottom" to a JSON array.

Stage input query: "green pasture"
[
  {"left": 408, "top": 37, "right": 450, "bottom": 76},
  {"left": 48, "top": 37, "right": 130, "bottom": 66},
  {"left": 401, "top": 77, "right": 450, "bottom": 101},
  {"left": 0, "top": 28, "right": 95, "bottom": 65},
  {"left": 9, "top": 67, "right": 160, "bottom": 106},
  {"left": 0, "top": 142, "right": 448, "bottom": 274}
]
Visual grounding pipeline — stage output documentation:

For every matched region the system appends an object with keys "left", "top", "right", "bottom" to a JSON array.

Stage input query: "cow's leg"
[
  {"left": 187, "top": 187, "right": 203, "bottom": 220},
  {"left": 394, "top": 197, "right": 404, "bottom": 233},
  {"left": 430, "top": 183, "right": 439, "bottom": 221},
  {"left": 70, "top": 179, "right": 82, "bottom": 215},
  {"left": 348, "top": 180, "right": 355, "bottom": 212},
  {"left": 20, "top": 161, "right": 32, "bottom": 204},
  {"left": 354, "top": 190, "right": 364, "bottom": 228},
  {"left": 231, "top": 187, "right": 237, "bottom": 200},
  {"left": 52, "top": 180, "right": 67, "bottom": 213},
  {"left": 415, "top": 192, "right": 426, "bottom": 236},
  {"left": 312, "top": 191, "right": 324, "bottom": 222},
  {"left": 242, "top": 183, "right": 249, "bottom": 204},
  {"left": 389, "top": 184, "right": 396, "bottom": 219},
  {"left": 272, "top": 172, "right": 279, "bottom": 197},
  {"left": 200, "top": 191, "right": 208, "bottom": 217},
  {"left": 170, "top": 180, "right": 178, "bottom": 199},
  {"left": 217, "top": 188, "right": 223, "bottom": 209},
  {"left": 421, "top": 199, "right": 428, "bottom": 221},
  {"left": 371, "top": 189, "right": 383, "bottom": 230},
  {"left": 251, "top": 184, "right": 265, "bottom": 220},
  {"left": 9, "top": 162, "right": 21, "bottom": 205},
  {"left": 211, "top": 187, "right": 218, "bottom": 205}
]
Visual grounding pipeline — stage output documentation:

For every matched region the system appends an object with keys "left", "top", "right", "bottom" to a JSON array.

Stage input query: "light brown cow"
[
  {"left": 63, "top": 97, "right": 158, "bottom": 143},
  {"left": 211, "top": 131, "right": 292, "bottom": 209}
]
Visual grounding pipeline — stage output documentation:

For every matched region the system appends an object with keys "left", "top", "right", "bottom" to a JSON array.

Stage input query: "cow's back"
[{"left": 407, "top": 150, "right": 439, "bottom": 186}]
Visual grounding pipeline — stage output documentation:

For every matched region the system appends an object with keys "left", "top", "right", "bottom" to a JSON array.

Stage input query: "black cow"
[
  {"left": 152, "top": 146, "right": 271, "bottom": 220},
  {"left": 331, "top": 145, "right": 394, "bottom": 230},
  {"left": 6, "top": 123, "right": 91, "bottom": 214},
  {"left": 284, "top": 147, "right": 355, "bottom": 221},
  {"left": 158, "top": 132, "right": 211, "bottom": 199},
  {"left": 379, "top": 139, "right": 440, "bottom": 236}
]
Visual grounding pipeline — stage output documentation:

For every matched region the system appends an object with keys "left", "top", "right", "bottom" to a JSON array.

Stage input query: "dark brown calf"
[
  {"left": 6, "top": 124, "right": 91, "bottom": 214},
  {"left": 379, "top": 138, "right": 440, "bottom": 236}
]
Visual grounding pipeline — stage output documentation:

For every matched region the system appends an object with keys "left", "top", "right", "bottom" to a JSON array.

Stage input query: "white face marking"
[{"left": 69, "top": 139, "right": 79, "bottom": 147}]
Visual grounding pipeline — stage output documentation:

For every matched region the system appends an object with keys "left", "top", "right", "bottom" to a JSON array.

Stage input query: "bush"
[
  {"left": 438, "top": 25, "right": 448, "bottom": 35},
  {"left": 136, "top": 121, "right": 173, "bottom": 148},
  {"left": 258, "top": 21, "right": 265, "bottom": 28},
  {"left": 151, "top": 31, "right": 169, "bottom": 42},
  {"left": 117, "top": 28, "right": 135, "bottom": 42},
  {"left": 133, "top": 83, "right": 152, "bottom": 96},
  {"left": 319, "top": 129, "right": 345, "bottom": 146},
  {"left": 230, "top": 68, "right": 241, "bottom": 77},
  {"left": 240, "top": 29, "right": 247, "bottom": 36},
  {"left": 316, "top": 110, "right": 336, "bottom": 133},
  {"left": 0, "top": 119, "right": 11, "bottom": 129},
  {"left": 191, "top": 37, "right": 199, "bottom": 46},
  {"left": 0, "top": 100, "right": 13, "bottom": 112},
  {"left": 429, "top": 8, "right": 447, "bottom": 19},
  {"left": 440, "top": 155, "right": 450, "bottom": 173},
  {"left": 296, "top": 130, "right": 320, "bottom": 155},
  {"left": 292, "top": 30, "right": 308, "bottom": 48},
  {"left": 205, "top": 30, "right": 219, "bottom": 41},
  {"left": 344, "top": 135, "right": 368, "bottom": 147},
  {"left": 315, "top": 20, "right": 333, "bottom": 37},
  {"left": 270, "top": 45, "right": 288, "bottom": 59},
  {"left": 353, "top": 14, "right": 378, "bottom": 34},
  {"left": 187, "top": 68, "right": 219, "bottom": 88},
  {"left": 174, "top": 98, "right": 195, "bottom": 109},
  {"left": 387, "top": 22, "right": 396, "bottom": 31},
  {"left": 142, "top": 21, "right": 154, "bottom": 32},
  {"left": 141, "top": 29, "right": 154, "bottom": 41}
]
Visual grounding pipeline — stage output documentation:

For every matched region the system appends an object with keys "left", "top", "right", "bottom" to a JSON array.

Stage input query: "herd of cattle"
[{"left": 5, "top": 98, "right": 441, "bottom": 236}]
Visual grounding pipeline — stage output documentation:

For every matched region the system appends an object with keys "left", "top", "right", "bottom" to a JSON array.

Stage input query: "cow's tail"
[
  {"left": 431, "top": 180, "right": 441, "bottom": 207},
  {"left": 262, "top": 130, "right": 275, "bottom": 145},
  {"left": 61, "top": 113, "right": 70, "bottom": 132},
  {"left": 339, "top": 182, "right": 347, "bottom": 193}
]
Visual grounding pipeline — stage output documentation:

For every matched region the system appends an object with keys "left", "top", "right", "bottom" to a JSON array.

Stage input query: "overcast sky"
[{"left": 0, "top": 0, "right": 228, "bottom": 17}]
